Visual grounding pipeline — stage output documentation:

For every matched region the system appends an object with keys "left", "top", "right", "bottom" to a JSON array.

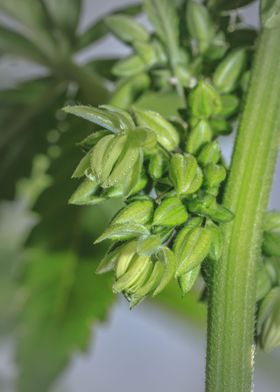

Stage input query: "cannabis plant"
[{"left": 65, "top": 0, "right": 280, "bottom": 391}]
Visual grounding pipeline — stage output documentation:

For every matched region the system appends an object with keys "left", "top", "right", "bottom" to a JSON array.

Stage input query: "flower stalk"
[{"left": 206, "top": 14, "right": 280, "bottom": 392}]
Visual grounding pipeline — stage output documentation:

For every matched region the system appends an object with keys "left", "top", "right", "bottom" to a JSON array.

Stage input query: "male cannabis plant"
[{"left": 65, "top": 1, "right": 280, "bottom": 391}]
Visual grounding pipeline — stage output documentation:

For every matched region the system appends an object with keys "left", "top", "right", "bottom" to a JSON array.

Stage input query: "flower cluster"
[{"left": 65, "top": 0, "right": 255, "bottom": 307}]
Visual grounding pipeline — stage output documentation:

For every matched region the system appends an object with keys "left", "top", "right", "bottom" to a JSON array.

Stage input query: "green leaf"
[
  {"left": 44, "top": 0, "right": 81, "bottom": 36},
  {"left": 153, "top": 197, "right": 188, "bottom": 227},
  {"left": 63, "top": 106, "right": 121, "bottom": 133},
  {"left": 16, "top": 249, "right": 114, "bottom": 392},
  {"left": 0, "top": 25, "right": 49, "bottom": 65},
  {"left": 112, "top": 55, "right": 147, "bottom": 77},
  {"left": 69, "top": 178, "right": 105, "bottom": 206},
  {"left": 144, "top": 0, "right": 180, "bottom": 62}
]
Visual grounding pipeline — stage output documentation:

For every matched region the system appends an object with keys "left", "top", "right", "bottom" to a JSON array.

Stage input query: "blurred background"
[{"left": 0, "top": 0, "right": 279, "bottom": 391}]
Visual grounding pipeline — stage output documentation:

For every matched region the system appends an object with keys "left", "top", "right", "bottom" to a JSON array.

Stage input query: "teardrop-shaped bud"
[
  {"left": 188, "top": 195, "right": 234, "bottom": 223},
  {"left": 209, "top": 117, "right": 232, "bottom": 135},
  {"left": 69, "top": 178, "right": 105, "bottom": 206},
  {"left": 153, "top": 247, "right": 176, "bottom": 296},
  {"left": 153, "top": 197, "right": 188, "bottom": 227},
  {"left": 188, "top": 81, "right": 222, "bottom": 119},
  {"left": 148, "top": 152, "right": 168, "bottom": 180},
  {"left": 203, "top": 164, "right": 226, "bottom": 188},
  {"left": 169, "top": 153, "right": 203, "bottom": 195},
  {"left": 96, "top": 243, "right": 124, "bottom": 274},
  {"left": 111, "top": 199, "right": 154, "bottom": 226},
  {"left": 185, "top": 120, "right": 212, "bottom": 154},
  {"left": 105, "top": 15, "right": 149, "bottom": 44},
  {"left": 133, "top": 108, "right": 179, "bottom": 151},
  {"left": 173, "top": 217, "right": 203, "bottom": 256},
  {"left": 98, "top": 134, "right": 128, "bottom": 184},
  {"left": 113, "top": 254, "right": 150, "bottom": 293},
  {"left": 213, "top": 48, "right": 247, "bottom": 93},
  {"left": 130, "top": 261, "right": 163, "bottom": 308},
  {"left": 175, "top": 226, "right": 212, "bottom": 277},
  {"left": 105, "top": 144, "right": 140, "bottom": 188},
  {"left": 137, "top": 234, "right": 162, "bottom": 256},
  {"left": 198, "top": 141, "right": 221, "bottom": 166},
  {"left": 206, "top": 220, "right": 223, "bottom": 261},
  {"left": 95, "top": 223, "right": 149, "bottom": 243},
  {"left": 186, "top": 0, "right": 216, "bottom": 53},
  {"left": 178, "top": 265, "right": 201, "bottom": 296},
  {"left": 219, "top": 94, "right": 239, "bottom": 118},
  {"left": 71, "top": 151, "right": 91, "bottom": 178},
  {"left": 115, "top": 241, "right": 138, "bottom": 279}
]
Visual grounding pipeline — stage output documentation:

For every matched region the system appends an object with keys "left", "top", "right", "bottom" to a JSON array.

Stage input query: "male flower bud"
[
  {"left": 188, "top": 195, "right": 234, "bottom": 223},
  {"left": 209, "top": 117, "right": 232, "bottom": 135},
  {"left": 111, "top": 199, "right": 154, "bottom": 225},
  {"left": 257, "top": 288, "right": 280, "bottom": 351},
  {"left": 148, "top": 152, "right": 168, "bottom": 180},
  {"left": 91, "top": 134, "right": 140, "bottom": 188},
  {"left": 169, "top": 153, "right": 203, "bottom": 195},
  {"left": 188, "top": 81, "right": 222, "bottom": 119},
  {"left": 133, "top": 108, "right": 179, "bottom": 151},
  {"left": 263, "top": 211, "right": 280, "bottom": 257},
  {"left": 153, "top": 197, "right": 188, "bottom": 227},
  {"left": 134, "top": 41, "right": 158, "bottom": 67},
  {"left": 105, "top": 15, "right": 149, "bottom": 44},
  {"left": 69, "top": 178, "right": 105, "bottom": 206},
  {"left": 219, "top": 94, "right": 239, "bottom": 118},
  {"left": 153, "top": 247, "right": 176, "bottom": 296},
  {"left": 203, "top": 164, "right": 226, "bottom": 188},
  {"left": 185, "top": 120, "right": 212, "bottom": 154},
  {"left": 174, "top": 226, "right": 212, "bottom": 277},
  {"left": 198, "top": 141, "right": 221, "bottom": 166},
  {"left": 178, "top": 265, "right": 201, "bottom": 296},
  {"left": 186, "top": 0, "right": 216, "bottom": 53},
  {"left": 206, "top": 221, "right": 223, "bottom": 261},
  {"left": 95, "top": 222, "right": 149, "bottom": 243},
  {"left": 213, "top": 48, "right": 247, "bottom": 93}
]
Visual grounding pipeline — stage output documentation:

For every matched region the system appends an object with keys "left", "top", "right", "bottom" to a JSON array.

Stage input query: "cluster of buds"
[
  {"left": 256, "top": 212, "right": 280, "bottom": 351},
  {"left": 105, "top": 0, "right": 252, "bottom": 108},
  {"left": 65, "top": 0, "right": 256, "bottom": 308},
  {"left": 65, "top": 96, "right": 234, "bottom": 306}
]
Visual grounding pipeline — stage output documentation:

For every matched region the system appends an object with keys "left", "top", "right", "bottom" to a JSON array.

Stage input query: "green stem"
[{"left": 206, "top": 23, "right": 280, "bottom": 392}]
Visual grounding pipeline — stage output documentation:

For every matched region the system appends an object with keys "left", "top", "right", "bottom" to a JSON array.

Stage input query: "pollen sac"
[
  {"left": 206, "top": 220, "right": 223, "bottom": 261},
  {"left": 148, "top": 151, "right": 168, "bottom": 180},
  {"left": 198, "top": 141, "right": 221, "bottom": 166},
  {"left": 213, "top": 48, "right": 247, "bottom": 93},
  {"left": 174, "top": 226, "right": 212, "bottom": 277},
  {"left": 153, "top": 197, "right": 188, "bottom": 227},
  {"left": 169, "top": 153, "right": 203, "bottom": 196},
  {"left": 111, "top": 199, "right": 154, "bottom": 226},
  {"left": 186, "top": 0, "right": 216, "bottom": 53},
  {"left": 203, "top": 164, "right": 226, "bottom": 188},
  {"left": 178, "top": 265, "right": 201, "bottom": 296},
  {"left": 188, "top": 195, "right": 234, "bottom": 223},
  {"left": 257, "top": 287, "right": 280, "bottom": 352},
  {"left": 185, "top": 120, "right": 212, "bottom": 154},
  {"left": 188, "top": 81, "right": 222, "bottom": 119},
  {"left": 133, "top": 108, "right": 179, "bottom": 151}
]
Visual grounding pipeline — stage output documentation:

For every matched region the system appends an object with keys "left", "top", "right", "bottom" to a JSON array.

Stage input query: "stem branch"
[{"left": 206, "top": 24, "right": 280, "bottom": 392}]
